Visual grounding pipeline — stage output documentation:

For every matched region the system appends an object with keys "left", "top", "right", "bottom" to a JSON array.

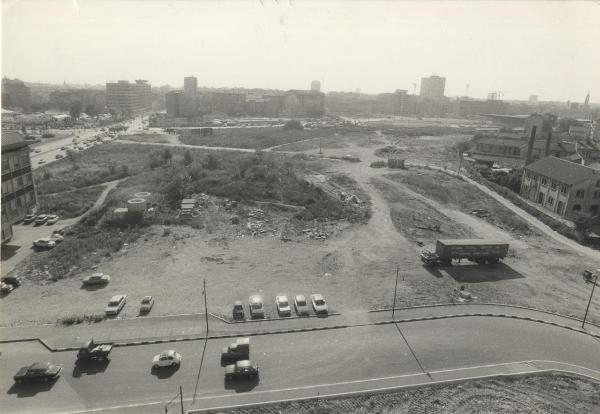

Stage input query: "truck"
[
  {"left": 221, "top": 337, "right": 250, "bottom": 363},
  {"left": 421, "top": 239, "right": 509, "bottom": 267},
  {"left": 77, "top": 338, "right": 113, "bottom": 362}
]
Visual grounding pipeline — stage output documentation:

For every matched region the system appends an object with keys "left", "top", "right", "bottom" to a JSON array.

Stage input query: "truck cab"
[{"left": 221, "top": 337, "right": 250, "bottom": 363}]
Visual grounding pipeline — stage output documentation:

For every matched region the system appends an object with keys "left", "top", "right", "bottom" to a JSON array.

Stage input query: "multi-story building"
[
  {"left": 310, "top": 80, "right": 321, "bottom": 92},
  {"left": 183, "top": 76, "right": 197, "bottom": 99},
  {"left": 453, "top": 98, "right": 509, "bottom": 117},
  {"left": 106, "top": 80, "right": 151, "bottom": 116},
  {"left": 419, "top": 75, "right": 446, "bottom": 98},
  {"left": 471, "top": 136, "right": 566, "bottom": 167},
  {"left": 520, "top": 156, "right": 600, "bottom": 219},
  {"left": 284, "top": 90, "right": 325, "bottom": 117},
  {"left": 1, "top": 132, "right": 37, "bottom": 243},
  {"left": 2, "top": 78, "right": 31, "bottom": 112},
  {"left": 165, "top": 91, "right": 196, "bottom": 118}
]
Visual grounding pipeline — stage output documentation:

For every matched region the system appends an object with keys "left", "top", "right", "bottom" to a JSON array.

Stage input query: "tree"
[
  {"left": 183, "top": 150, "right": 193, "bottom": 166},
  {"left": 21, "top": 125, "right": 27, "bottom": 135},
  {"left": 574, "top": 212, "right": 595, "bottom": 239},
  {"left": 84, "top": 103, "right": 98, "bottom": 117},
  {"left": 284, "top": 119, "right": 303, "bottom": 130},
  {"left": 204, "top": 153, "right": 220, "bottom": 170},
  {"left": 69, "top": 101, "right": 83, "bottom": 120},
  {"left": 161, "top": 148, "right": 172, "bottom": 164},
  {"left": 453, "top": 140, "right": 471, "bottom": 175}
]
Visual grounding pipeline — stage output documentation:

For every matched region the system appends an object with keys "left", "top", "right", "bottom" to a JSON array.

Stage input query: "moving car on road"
[
  {"left": 152, "top": 350, "right": 181, "bottom": 369},
  {"left": 140, "top": 296, "right": 155, "bottom": 314},
  {"left": 34, "top": 214, "right": 49, "bottom": 225},
  {"left": 232, "top": 301, "right": 245, "bottom": 320},
  {"left": 224, "top": 360, "right": 259, "bottom": 380},
  {"left": 23, "top": 214, "right": 37, "bottom": 224},
  {"left": 14, "top": 362, "right": 62, "bottom": 384},
  {"left": 221, "top": 337, "right": 250, "bottom": 363},
  {"left": 33, "top": 238, "right": 56, "bottom": 249},
  {"left": 46, "top": 215, "right": 59, "bottom": 225},
  {"left": 248, "top": 295, "right": 265, "bottom": 319},
  {"left": 82, "top": 273, "right": 111, "bottom": 286},
  {"left": 294, "top": 294, "right": 310, "bottom": 316},
  {"left": 105, "top": 294, "right": 127, "bottom": 315},
  {"left": 77, "top": 338, "right": 113, "bottom": 362},
  {"left": 311, "top": 294, "right": 328, "bottom": 314},
  {"left": 275, "top": 295, "right": 291, "bottom": 316}
]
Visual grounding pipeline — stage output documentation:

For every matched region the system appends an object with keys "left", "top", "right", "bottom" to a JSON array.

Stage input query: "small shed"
[{"left": 388, "top": 158, "right": 406, "bottom": 169}]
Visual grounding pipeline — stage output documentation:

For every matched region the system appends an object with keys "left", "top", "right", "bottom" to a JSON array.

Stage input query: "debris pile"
[
  {"left": 470, "top": 208, "right": 491, "bottom": 218},
  {"left": 340, "top": 191, "right": 362, "bottom": 204},
  {"left": 303, "top": 228, "right": 329, "bottom": 240}
]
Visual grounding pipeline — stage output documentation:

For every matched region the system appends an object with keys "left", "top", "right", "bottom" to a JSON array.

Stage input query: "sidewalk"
[{"left": 1, "top": 304, "right": 598, "bottom": 350}]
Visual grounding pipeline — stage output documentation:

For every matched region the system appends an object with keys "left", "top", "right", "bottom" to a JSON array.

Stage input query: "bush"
[
  {"left": 41, "top": 133, "right": 55, "bottom": 138},
  {"left": 284, "top": 120, "right": 304, "bottom": 130}
]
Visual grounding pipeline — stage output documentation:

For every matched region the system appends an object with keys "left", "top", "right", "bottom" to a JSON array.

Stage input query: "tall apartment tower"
[
  {"left": 310, "top": 80, "right": 321, "bottom": 92},
  {"left": 184, "top": 77, "right": 198, "bottom": 99},
  {"left": 419, "top": 75, "right": 446, "bottom": 98}
]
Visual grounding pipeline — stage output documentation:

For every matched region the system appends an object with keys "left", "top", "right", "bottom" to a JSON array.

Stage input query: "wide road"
[{"left": 0, "top": 317, "right": 599, "bottom": 414}]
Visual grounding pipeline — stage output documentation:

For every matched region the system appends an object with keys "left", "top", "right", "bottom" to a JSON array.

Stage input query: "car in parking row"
[{"left": 236, "top": 293, "right": 329, "bottom": 320}]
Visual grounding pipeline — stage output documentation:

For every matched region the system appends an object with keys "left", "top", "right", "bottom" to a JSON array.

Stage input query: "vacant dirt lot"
[
  {"left": 2, "top": 126, "right": 599, "bottom": 326},
  {"left": 219, "top": 373, "right": 600, "bottom": 414}
]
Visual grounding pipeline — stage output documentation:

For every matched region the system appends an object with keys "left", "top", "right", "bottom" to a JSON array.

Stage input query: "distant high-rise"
[
  {"left": 529, "top": 95, "right": 538, "bottom": 103},
  {"left": 310, "top": 80, "right": 321, "bottom": 92},
  {"left": 184, "top": 76, "right": 197, "bottom": 99},
  {"left": 584, "top": 92, "right": 590, "bottom": 107},
  {"left": 419, "top": 75, "right": 445, "bottom": 98},
  {"left": 487, "top": 92, "right": 498, "bottom": 101},
  {"left": 106, "top": 80, "right": 151, "bottom": 116}
]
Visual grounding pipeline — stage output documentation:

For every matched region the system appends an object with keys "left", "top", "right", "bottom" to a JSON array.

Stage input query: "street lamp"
[{"left": 582, "top": 273, "right": 599, "bottom": 329}]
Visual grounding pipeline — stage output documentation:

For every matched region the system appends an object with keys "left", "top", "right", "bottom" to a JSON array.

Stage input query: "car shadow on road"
[
  {"left": 72, "top": 359, "right": 110, "bottom": 378},
  {"left": 79, "top": 284, "right": 108, "bottom": 291},
  {"left": 0, "top": 244, "right": 20, "bottom": 260},
  {"left": 223, "top": 376, "right": 259, "bottom": 393},
  {"left": 150, "top": 365, "right": 180, "bottom": 379},
  {"left": 441, "top": 263, "right": 525, "bottom": 283},
  {"left": 6, "top": 380, "right": 57, "bottom": 397}
]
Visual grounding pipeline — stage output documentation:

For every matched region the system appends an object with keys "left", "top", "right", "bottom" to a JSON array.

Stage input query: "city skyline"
[{"left": 2, "top": 1, "right": 600, "bottom": 102}]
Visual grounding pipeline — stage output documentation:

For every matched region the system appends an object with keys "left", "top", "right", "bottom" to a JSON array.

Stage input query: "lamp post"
[
  {"left": 582, "top": 273, "right": 599, "bottom": 329},
  {"left": 392, "top": 266, "right": 399, "bottom": 320}
]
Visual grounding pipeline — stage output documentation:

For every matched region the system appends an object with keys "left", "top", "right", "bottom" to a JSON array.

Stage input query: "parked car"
[
  {"left": 34, "top": 148, "right": 42, "bottom": 153},
  {"left": 14, "top": 362, "right": 62, "bottom": 384},
  {"left": 55, "top": 154, "right": 64, "bottom": 159},
  {"left": 248, "top": 295, "right": 265, "bottom": 319},
  {"left": 23, "top": 214, "right": 37, "bottom": 224},
  {"left": 105, "top": 294, "right": 127, "bottom": 315},
  {"left": 275, "top": 295, "right": 291, "bottom": 316},
  {"left": 310, "top": 294, "right": 328, "bottom": 314},
  {"left": 224, "top": 360, "right": 259, "bottom": 380},
  {"left": 583, "top": 269, "right": 600, "bottom": 285},
  {"left": 82, "top": 273, "right": 110, "bottom": 286},
  {"left": 33, "top": 238, "right": 56, "bottom": 249},
  {"left": 60, "top": 146, "right": 67, "bottom": 150},
  {"left": 1, "top": 282, "right": 14, "bottom": 295},
  {"left": 2, "top": 276, "right": 22, "bottom": 288},
  {"left": 232, "top": 301, "right": 245, "bottom": 320},
  {"left": 52, "top": 228, "right": 65, "bottom": 236},
  {"left": 77, "top": 338, "right": 113, "bottom": 362},
  {"left": 38, "top": 159, "right": 46, "bottom": 164},
  {"left": 140, "top": 296, "right": 155, "bottom": 313},
  {"left": 46, "top": 215, "right": 59, "bottom": 225},
  {"left": 34, "top": 214, "right": 48, "bottom": 225},
  {"left": 152, "top": 350, "right": 181, "bottom": 369},
  {"left": 49, "top": 233, "right": 64, "bottom": 243},
  {"left": 294, "top": 294, "right": 310, "bottom": 316}
]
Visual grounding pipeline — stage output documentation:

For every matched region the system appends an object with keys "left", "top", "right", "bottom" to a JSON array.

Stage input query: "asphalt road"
[{"left": 0, "top": 317, "right": 598, "bottom": 414}]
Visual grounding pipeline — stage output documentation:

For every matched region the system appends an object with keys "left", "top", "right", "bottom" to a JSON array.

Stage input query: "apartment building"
[
  {"left": 1, "top": 132, "right": 37, "bottom": 243},
  {"left": 106, "top": 80, "right": 151, "bottom": 116}
]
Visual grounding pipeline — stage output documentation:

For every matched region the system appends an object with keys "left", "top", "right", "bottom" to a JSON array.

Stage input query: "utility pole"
[
  {"left": 582, "top": 273, "right": 598, "bottom": 329},
  {"left": 179, "top": 386, "right": 184, "bottom": 414},
  {"left": 203, "top": 279, "right": 209, "bottom": 336},
  {"left": 392, "top": 266, "right": 399, "bottom": 320}
]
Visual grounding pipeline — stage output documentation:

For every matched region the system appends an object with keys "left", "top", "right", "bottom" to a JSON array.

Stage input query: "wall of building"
[
  {"left": 520, "top": 170, "right": 571, "bottom": 217},
  {"left": 106, "top": 80, "right": 151, "bottom": 116}
]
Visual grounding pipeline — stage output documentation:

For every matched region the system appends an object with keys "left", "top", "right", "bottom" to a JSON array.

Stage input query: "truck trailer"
[{"left": 421, "top": 239, "right": 509, "bottom": 267}]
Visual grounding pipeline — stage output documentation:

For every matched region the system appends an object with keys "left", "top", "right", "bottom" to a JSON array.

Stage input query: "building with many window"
[
  {"left": 106, "top": 80, "right": 151, "bottom": 116},
  {"left": 520, "top": 156, "right": 600, "bottom": 219},
  {"left": 1, "top": 132, "right": 37, "bottom": 243},
  {"left": 419, "top": 75, "right": 446, "bottom": 98}
]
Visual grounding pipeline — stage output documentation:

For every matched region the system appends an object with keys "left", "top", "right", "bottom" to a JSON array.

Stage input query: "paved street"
[{"left": 0, "top": 317, "right": 598, "bottom": 414}]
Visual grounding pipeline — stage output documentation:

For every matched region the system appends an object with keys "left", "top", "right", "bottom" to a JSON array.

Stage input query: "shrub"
[
  {"left": 41, "top": 133, "right": 55, "bottom": 138},
  {"left": 284, "top": 120, "right": 304, "bottom": 130},
  {"left": 370, "top": 160, "right": 387, "bottom": 168}
]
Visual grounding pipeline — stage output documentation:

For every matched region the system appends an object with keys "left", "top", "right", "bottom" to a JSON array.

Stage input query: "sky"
[{"left": 2, "top": 0, "right": 600, "bottom": 102}]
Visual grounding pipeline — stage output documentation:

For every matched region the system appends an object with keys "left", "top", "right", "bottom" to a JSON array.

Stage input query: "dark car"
[
  {"left": 14, "top": 362, "right": 62, "bottom": 383},
  {"left": 23, "top": 214, "right": 37, "bottom": 224},
  {"left": 232, "top": 301, "right": 245, "bottom": 320},
  {"left": 224, "top": 360, "right": 259, "bottom": 380},
  {"left": 1, "top": 276, "right": 21, "bottom": 288}
]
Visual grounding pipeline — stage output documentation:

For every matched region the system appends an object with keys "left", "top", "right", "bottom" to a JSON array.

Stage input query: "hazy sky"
[{"left": 2, "top": 0, "right": 599, "bottom": 101}]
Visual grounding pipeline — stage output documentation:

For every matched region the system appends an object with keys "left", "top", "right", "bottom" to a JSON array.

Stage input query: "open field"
[
  {"left": 37, "top": 185, "right": 104, "bottom": 218},
  {"left": 2, "top": 129, "right": 599, "bottom": 326},
  {"left": 118, "top": 132, "right": 172, "bottom": 143},
  {"left": 178, "top": 126, "right": 365, "bottom": 150},
  {"left": 219, "top": 373, "right": 600, "bottom": 414}
]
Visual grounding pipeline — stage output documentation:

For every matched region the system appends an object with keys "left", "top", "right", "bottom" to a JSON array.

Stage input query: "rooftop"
[
  {"left": 525, "top": 156, "right": 600, "bottom": 185},
  {"left": 1, "top": 131, "right": 29, "bottom": 152}
]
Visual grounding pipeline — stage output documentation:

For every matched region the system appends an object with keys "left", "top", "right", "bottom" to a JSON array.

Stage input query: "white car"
[
  {"left": 33, "top": 238, "right": 56, "bottom": 249},
  {"left": 46, "top": 215, "right": 59, "bottom": 225},
  {"left": 152, "top": 350, "right": 181, "bottom": 369},
  {"left": 275, "top": 295, "right": 291, "bottom": 316},
  {"left": 248, "top": 295, "right": 265, "bottom": 319},
  {"left": 105, "top": 294, "right": 127, "bottom": 315},
  {"left": 310, "top": 294, "right": 329, "bottom": 314},
  {"left": 48, "top": 233, "right": 64, "bottom": 243}
]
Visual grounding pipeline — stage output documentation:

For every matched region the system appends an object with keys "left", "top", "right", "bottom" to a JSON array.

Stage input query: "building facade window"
[
  {"left": 576, "top": 189, "right": 585, "bottom": 198},
  {"left": 560, "top": 185, "right": 568, "bottom": 195},
  {"left": 592, "top": 205, "right": 599, "bottom": 216},
  {"left": 547, "top": 196, "right": 554, "bottom": 206},
  {"left": 596, "top": 180, "right": 600, "bottom": 187},
  {"left": 541, "top": 177, "right": 548, "bottom": 186},
  {"left": 573, "top": 204, "right": 582, "bottom": 212},
  {"left": 551, "top": 181, "right": 557, "bottom": 191}
]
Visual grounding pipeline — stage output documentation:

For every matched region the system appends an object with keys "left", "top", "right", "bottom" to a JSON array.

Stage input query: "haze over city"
[{"left": 2, "top": 0, "right": 600, "bottom": 102}]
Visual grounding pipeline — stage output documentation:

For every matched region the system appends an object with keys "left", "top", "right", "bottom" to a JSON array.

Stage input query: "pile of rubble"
[
  {"left": 303, "top": 228, "right": 329, "bottom": 240},
  {"left": 247, "top": 208, "right": 265, "bottom": 219},
  {"left": 246, "top": 220, "right": 267, "bottom": 236},
  {"left": 340, "top": 191, "right": 362, "bottom": 204}
]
